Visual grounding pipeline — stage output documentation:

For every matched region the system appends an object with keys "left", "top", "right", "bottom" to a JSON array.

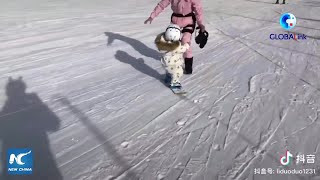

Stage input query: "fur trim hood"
[{"left": 155, "top": 32, "right": 181, "bottom": 52}]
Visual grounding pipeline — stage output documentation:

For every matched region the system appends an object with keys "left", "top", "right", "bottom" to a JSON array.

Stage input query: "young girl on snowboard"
[
  {"left": 154, "top": 24, "right": 190, "bottom": 91},
  {"left": 144, "top": 0, "right": 206, "bottom": 74}
]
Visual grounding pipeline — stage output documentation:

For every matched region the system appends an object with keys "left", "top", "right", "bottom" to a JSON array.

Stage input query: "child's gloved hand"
[
  {"left": 184, "top": 43, "right": 190, "bottom": 49},
  {"left": 144, "top": 17, "right": 153, "bottom": 24}
]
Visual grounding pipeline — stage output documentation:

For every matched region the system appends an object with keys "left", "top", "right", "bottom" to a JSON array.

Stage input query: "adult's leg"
[
  {"left": 171, "top": 16, "right": 195, "bottom": 74},
  {"left": 181, "top": 32, "right": 193, "bottom": 58},
  {"left": 181, "top": 31, "right": 193, "bottom": 74}
]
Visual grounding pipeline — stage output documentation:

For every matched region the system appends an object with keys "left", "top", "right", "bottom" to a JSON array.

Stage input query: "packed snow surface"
[{"left": 0, "top": 0, "right": 319, "bottom": 179}]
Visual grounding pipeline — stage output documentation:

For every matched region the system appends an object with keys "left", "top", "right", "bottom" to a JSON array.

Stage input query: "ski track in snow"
[{"left": 0, "top": 0, "right": 320, "bottom": 180}]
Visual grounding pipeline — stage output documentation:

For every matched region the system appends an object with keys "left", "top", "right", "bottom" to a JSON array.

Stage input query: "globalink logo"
[
  {"left": 280, "top": 13, "right": 296, "bottom": 30},
  {"left": 270, "top": 13, "right": 307, "bottom": 41},
  {"left": 7, "top": 149, "right": 33, "bottom": 175}
]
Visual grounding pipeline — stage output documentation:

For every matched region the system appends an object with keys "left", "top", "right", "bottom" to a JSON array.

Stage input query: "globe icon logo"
[{"left": 280, "top": 13, "right": 297, "bottom": 30}]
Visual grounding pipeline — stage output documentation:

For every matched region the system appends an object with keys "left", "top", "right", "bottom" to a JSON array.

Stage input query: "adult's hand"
[
  {"left": 198, "top": 24, "right": 206, "bottom": 32},
  {"left": 144, "top": 17, "right": 153, "bottom": 24}
]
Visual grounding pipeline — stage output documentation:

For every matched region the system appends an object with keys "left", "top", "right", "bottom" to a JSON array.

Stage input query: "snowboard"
[
  {"left": 170, "top": 86, "right": 187, "bottom": 95},
  {"left": 164, "top": 73, "right": 187, "bottom": 95}
]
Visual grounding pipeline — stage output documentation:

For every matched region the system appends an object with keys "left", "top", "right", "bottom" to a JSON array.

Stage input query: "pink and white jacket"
[{"left": 149, "top": 0, "right": 204, "bottom": 26}]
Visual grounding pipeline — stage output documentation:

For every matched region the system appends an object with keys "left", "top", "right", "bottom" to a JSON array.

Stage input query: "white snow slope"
[{"left": 0, "top": 0, "right": 320, "bottom": 180}]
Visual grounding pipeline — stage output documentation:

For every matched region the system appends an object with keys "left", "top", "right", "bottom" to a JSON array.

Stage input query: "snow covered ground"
[{"left": 0, "top": 0, "right": 319, "bottom": 179}]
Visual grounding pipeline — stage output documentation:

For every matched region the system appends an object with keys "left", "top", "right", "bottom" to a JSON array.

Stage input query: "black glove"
[{"left": 195, "top": 27, "right": 209, "bottom": 49}]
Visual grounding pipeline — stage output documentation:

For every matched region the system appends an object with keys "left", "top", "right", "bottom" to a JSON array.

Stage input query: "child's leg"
[
  {"left": 166, "top": 64, "right": 183, "bottom": 85},
  {"left": 164, "top": 70, "right": 172, "bottom": 84},
  {"left": 171, "top": 64, "right": 183, "bottom": 84}
]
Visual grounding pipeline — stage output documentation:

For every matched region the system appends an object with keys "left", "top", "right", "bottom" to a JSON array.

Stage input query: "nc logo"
[
  {"left": 9, "top": 150, "right": 32, "bottom": 165},
  {"left": 7, "top": 149, "right": 33, "bottom": 175},
  {"left": 280, "top": 150, "right": 293, "bottom": 166}
]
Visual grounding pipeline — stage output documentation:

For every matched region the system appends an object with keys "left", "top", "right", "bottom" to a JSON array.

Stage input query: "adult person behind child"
[{"left": 144, "top": 0, "right": 206, "bottom": 74}]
